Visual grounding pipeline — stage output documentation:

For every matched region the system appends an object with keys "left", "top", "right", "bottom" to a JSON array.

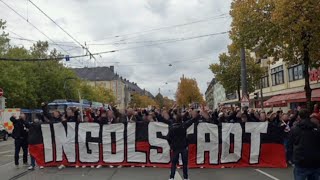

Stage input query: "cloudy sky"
[{"left": 1, "top": 0, "right": 232, "bottom": 99}]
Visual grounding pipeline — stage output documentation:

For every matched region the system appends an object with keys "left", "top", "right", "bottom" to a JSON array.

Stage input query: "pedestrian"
[
  {"left": 122, "top": 108, "right": 142, "bottom": 123},
  {"left": 288, "top": 109, "right": 320, "bottom": 180},
  {"left": 167, "top": 114, "right": 197, "bottom": 180},
  {"left": 66, "top": 108, "right": 78, "bottom": 122},
  {"left": 10, "top": 113, "right": 29, "bottom": 168},
  {"left": 27, "top": 113, "right": 44, "bottom": 170}
]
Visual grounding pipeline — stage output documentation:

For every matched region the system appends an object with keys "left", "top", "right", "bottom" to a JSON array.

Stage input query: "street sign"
[
  {"left": 0, "top": 88, "right": 3, "bottom": 97},
  {"left": 241, "top": 94, "right": 249, "bottom": 108}
]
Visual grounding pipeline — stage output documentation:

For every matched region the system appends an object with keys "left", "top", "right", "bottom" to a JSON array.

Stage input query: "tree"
[
  {"left": 209, "top": 44, "right": 264, "bottom": 101},
  {"left": 129, "top": 93, "right": 157, "bottom": 108},
  {"left": 230, "top": 0, "right": 320, "bottom": 110},
  {"left": 175, "top": 76, "right": 204, "bottom": 107},
  {"left": 155, "top": 92, "right": 164, "bottom": 108},
  {"left": 162, "top": 96, "right": 175, "bottom": 109},
  {"left": 0, "top": 19, "right": 115, "bottom": 108},
  {"left": 78, "top": 83, "right": 116, "bottom": 104}
]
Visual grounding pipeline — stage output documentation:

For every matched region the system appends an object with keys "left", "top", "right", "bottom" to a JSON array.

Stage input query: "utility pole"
[
  {"left": 240, "top": 47, "right": 249, "bottom": 109},
  {"left": 260, "top": 79, "right": 264, "bottom": 110},
  {"left": 240, "top": 47, "right": 248, "bottom": 97}
]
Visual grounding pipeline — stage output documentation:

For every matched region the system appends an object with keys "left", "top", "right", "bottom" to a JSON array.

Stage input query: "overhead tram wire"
[
  {"left": 96, "top": 54, "right": 213, "bottom": 67},
  {"left": 28, "top": 0, "right": 96, "bottom": 60},
  {"left": 88, "top": 30, "right": 228, "bottom": 46},
  {"left": 0, "top": 31, "right": 228, "bottom": 61},
  {"left": 88, "top": 13, "right": 229, "bottom": 43},
  {"left": 0, "top": 0, "right": 70, "bottom": 55},
  {"left": 6, "top": 29, "right": 81, "bottom": 48},
  {"left": 8, "top": 36, "right": 82, "bottom": 48}
]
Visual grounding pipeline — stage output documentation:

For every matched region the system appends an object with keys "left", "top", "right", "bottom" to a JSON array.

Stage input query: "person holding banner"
[{"left": 167, "top": 114, "right": 197, "bottom": 180}]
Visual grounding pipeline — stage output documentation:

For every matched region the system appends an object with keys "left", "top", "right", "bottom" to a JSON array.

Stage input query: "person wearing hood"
[
  {"left": 167, "top": 114, "right": 197, "bottom": 180},
  {"left": 288, "top": 109, "right": 320, "bottom": 180}
]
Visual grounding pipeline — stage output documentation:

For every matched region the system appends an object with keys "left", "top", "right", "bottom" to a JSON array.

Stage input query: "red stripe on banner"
[{"left": 29, "top": 142, "right": 287, "bottom": 168}]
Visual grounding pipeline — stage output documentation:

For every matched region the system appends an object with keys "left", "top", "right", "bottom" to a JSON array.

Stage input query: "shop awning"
[{"left": 264, "top": 88, "right": 320, "bottom": 106}]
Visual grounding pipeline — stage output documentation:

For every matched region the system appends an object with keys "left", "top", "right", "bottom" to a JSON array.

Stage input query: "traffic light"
[{"left": 254, "top": 92, "right": 259, "bottom": 100}]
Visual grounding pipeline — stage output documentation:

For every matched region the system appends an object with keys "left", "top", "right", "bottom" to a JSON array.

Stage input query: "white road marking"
[
  {"left": 175, "top": 170, "right": 183, "bottom": 180},
  {"left": 255, "top": 169, "right": 280, "bottom": 180},
  {"left": 0, "top": 139, "right": 14, "bottom": 147},
  {"left": 0, "top": 150, "right": 12, "bottom": 155},
  {"left": 0, "top": 161, "right": 13, "bottom": 168}
]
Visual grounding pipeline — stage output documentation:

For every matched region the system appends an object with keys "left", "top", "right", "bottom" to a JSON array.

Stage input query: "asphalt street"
[{"left": 0, "top": 138, "right": 294, "bottom": 180}]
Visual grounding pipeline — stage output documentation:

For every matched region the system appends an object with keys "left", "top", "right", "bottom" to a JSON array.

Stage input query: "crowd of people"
[{"left": 8, "top": 102, "right": 320, "bottom": 178}]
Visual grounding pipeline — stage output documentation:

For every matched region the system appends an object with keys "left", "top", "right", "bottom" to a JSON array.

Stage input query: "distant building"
[
  {"left": 205, "top": 79, "right": 215, "bottom": 110},
  {"left": 73, "top": 66, "right": 154, "bottom": 110},
  {"left": 213, "top": 82, "right": 226, "bottom": 109},
  {"left": 205, "top": 78, "right": 226, "bottom": 110}
]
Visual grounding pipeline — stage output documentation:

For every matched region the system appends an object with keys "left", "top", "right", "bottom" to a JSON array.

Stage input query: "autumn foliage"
[
  {"left": 175, "top": 76, "right": 204, "bottom": 107},
  {"left": 129, "top": 93, "right": 157, "bottom": 108}
]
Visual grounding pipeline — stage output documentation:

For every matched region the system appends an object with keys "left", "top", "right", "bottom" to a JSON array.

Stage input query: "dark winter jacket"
[
  {"left": 10, "top": 117, "right": 29, "bottom": 140},
  {"left": 67, "top": 115, "right": 78, "bottom": 123},
  {"left": 167, "top": 118, "right": 196, "bottom": 151},
  {"left": 28, "top": 121, "right": 42, "bottom": 144},
  {"left": 288, "top": 119, "right": 320, "bottom": 168}
]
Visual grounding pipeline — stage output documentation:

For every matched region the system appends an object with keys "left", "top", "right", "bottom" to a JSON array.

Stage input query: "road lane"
[
  {"left": 0, "top": 167, "right": 293, "bottom": 180},
  {"left": 0, "top": 139, "right": 294, "bottom": 180}
]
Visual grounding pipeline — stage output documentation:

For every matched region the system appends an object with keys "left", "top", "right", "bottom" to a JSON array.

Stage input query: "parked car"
[{"left": 0, "top": 124, "right": 8, "bottom": 141}]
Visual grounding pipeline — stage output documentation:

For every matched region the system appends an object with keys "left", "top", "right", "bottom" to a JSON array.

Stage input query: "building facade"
[
  {"left": 213, "top": 82, "right": 227, "bottom": 109},
  {"left": 205, "top": 79, "right": 215, "bottom": 110},
  {"left": 218, "top": 56, "right": 320, "bottom": 112},
  {"left": 205, "top": 78, "right": 227, "bottom": 110},
  {"left": 73, "top": 66, "right": 154, "bottom": 110},
  {"left": 250, "top": 58, "right": 320, "bottom": 112}
]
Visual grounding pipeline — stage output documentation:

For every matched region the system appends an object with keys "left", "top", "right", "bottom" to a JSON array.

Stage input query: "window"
[
  {"left": 261, "top": 76, "right": 269, "bottom": 88},
  {"left": 271, "top": 65, "right": 284, "bottom": 86},
  {"left": 288, "top": 64, "right": 304, "bottom": 81}
]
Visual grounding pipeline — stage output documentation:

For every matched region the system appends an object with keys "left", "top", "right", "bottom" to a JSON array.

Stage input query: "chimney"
[{"left": 110, "top": 66, "right": 114, "bottom": 72}]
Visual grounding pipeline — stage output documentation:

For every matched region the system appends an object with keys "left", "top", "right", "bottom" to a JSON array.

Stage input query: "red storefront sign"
[{"left": 309, "top": 68, "right": 320, "bottom": 82}]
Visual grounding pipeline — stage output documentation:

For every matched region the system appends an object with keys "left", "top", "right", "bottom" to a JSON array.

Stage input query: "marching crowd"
[{"left": 8, "top": 102, "right": 320, "bottom": 178}]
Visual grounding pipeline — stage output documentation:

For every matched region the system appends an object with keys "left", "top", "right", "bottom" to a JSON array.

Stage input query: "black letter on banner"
[
  {"left": 102, "top": 123, "right": 125, "bottom": 163},
  {"left": 78, "top": 123, "right": 100, "bottom": 163},
  {"left": 245, "top": 122, "right": 268, "bottom": 164},
  {"left": 148, "top": 122, "right": 170, "bottom": 163},
  {"left": 221, "top": 123, "right": 242, "bottom": 163},
  {"left": 127, "top": 123, "right": 147, "bottom": 163},
  {"left": 41, "top": 124, "right": 53, "bottom": 163},
  {"left": 53, "top": 122, "right": 76, "bottom": 162},
  {"left": 197, "top": 123, "right": 219, "bottom": 164}
]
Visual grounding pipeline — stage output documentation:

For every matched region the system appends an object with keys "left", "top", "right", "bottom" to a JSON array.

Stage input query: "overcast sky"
[{"left": 1, "top": 0, "right": 232, "bottom": 99}]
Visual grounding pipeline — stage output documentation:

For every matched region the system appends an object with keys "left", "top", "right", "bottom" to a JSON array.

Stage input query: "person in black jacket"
[
  {"left": 27, "top": 113, "right": 44, "bottom": 170},
  {"left": 288, "top": 109, "right": 320, "bottom": 180},
  {"left": 167, "top": 114, "right": 197, "bottom": 180},
  {"left": 10, "top": 113, "right": 29, "bottom": 167},
  {"left": 66, "top": 108, "right": 78, "bottom": 122}
]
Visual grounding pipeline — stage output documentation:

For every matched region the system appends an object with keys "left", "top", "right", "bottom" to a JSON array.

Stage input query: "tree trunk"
[
  {"left": 302, "top": 32, "right": 312, "bottom": 112},
  {"left": 303, "top": 55, "right": 312, "bottom": 112}
]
